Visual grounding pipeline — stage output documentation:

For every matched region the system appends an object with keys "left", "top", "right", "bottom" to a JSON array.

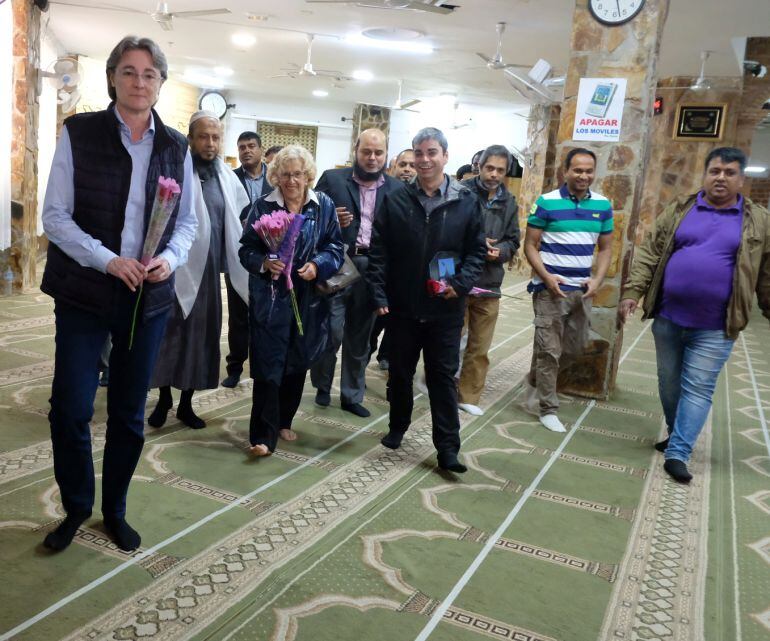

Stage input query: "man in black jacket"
[
  {"left": 223, "top": 131, "right": 272, "bottom": 388},
  {"left": 457, "top": 145, "right": 520, "bottom": 416},
  {"left": 368, "top": 127, "right": 486, "bottom": 473},
  {"left": 310, "top": 128, "right": 405, "bottom": 417}
]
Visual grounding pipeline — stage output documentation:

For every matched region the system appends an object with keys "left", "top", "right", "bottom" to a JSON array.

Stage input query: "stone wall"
[
  {"left": 517, "top": 104, "right": 561, "bottom": 274},
  {"left": 348, "top": 104, "right": 391, "bottom": 164},
  {"left": 6, "top": 0, "right": 42, "bottom": 293},
  {"left": 749, "top": 177, "right": 770, "bottom": 207}
]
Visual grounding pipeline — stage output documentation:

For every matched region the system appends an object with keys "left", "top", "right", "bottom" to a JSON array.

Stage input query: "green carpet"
[{"left": 0, "top": 275, "right": 768, "bottom": 641}]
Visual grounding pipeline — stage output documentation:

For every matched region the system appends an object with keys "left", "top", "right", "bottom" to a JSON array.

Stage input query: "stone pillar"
[
  {"left": 517, "top": 104, "right": 561, "bottom": 273},
  {"left": 348, "top": 103, "right": 391, "bottom": 163},
  {"left": 8, "top": 0, "right": 41, "bottom": 293},
  {"left": 554, "top": 0, "right": 670, "bottom": 399}
]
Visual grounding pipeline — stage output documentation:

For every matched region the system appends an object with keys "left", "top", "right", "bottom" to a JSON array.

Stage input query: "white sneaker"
[
  {"left": 539, "top": 414, "right": 566, "bottom": 433},
  {"left": 458, "top": 403, "right": 484, "bottom": 416},
  {"left": 415, "top": 377, "right": 429, "bottom": 396}
]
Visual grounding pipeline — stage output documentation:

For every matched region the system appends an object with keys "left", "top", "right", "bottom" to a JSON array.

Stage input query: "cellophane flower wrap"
[
  {"left": 252, "top": 210, "right": 306, "bottom": 335},
  {"left": 426, "top": 278, "right": 514, "bottom": 298},
  {"left": 129, "top": 176, "right": 182, "bottom": 349},
  {"left": 141, "top": 176, "right": 182, "bottom": 266}
]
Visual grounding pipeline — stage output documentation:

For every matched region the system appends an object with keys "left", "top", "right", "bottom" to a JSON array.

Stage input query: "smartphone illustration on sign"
[{"left": 585, "top": 82, "right": 618, "bottom": 117}]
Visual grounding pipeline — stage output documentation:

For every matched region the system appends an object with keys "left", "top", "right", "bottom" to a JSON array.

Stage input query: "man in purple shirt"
[{"left": 620, "top": 147, "right": 770, "bottom": 483}]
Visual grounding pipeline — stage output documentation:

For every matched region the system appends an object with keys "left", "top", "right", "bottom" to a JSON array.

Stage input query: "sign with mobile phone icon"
[{"left": 573, "top": 78, "right": 627, "bottom": 142}]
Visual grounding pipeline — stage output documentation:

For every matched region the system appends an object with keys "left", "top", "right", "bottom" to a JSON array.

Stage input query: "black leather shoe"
[
  {"left": 654, "top": 437, "right": 669, "bottom": 452},
  {"left": 342, "top": 402, "right": 371, "bottom": 418},
  {"left": 221, "top": 374, "right": 240, "bottom": 388},
  {"left": 315, "top": 390, "right": 331, "bottom": 407},
  {"left": 664, "top": 459, "right": 692, "bottom": 483}
]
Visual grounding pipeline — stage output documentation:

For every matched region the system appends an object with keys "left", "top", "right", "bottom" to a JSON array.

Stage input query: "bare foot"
[
  {"left": 279, "top": 428, "right": 298, "bottom": 441},
  {"left": 248, "top": 444, "right": 271, "bottom": 457}
]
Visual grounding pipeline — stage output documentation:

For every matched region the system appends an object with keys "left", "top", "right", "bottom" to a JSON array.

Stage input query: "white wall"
[
  {"left": 37, "top": 31, "right": 66, "bottom": 236},
  {"left": 749, "top": 126, "right": 770, "bottom": 177},
  {"left": 223, "top": 94, "right": 354, "bottom": 176},
  {"left": 389, "top": 99, "right": 529, "bottom": 175},
  {"left": 224, "top": 91, "right": 529, "bottom": 178}
]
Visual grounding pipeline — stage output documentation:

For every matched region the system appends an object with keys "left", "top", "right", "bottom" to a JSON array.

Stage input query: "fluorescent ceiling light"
[
  {"left": 231, "top": 33, "right": 256, "bottom": 48},
  {"left": 745, "top": 165, "right": 767, "bottom": 174},
  {"left": 352, "top": 69, "right": 373, "bottom": 81},
  {"left": 214, "top": 66, "right": 234, "bottom": 77},
  {"left": 312, "top": 89, "right": 329, "bottom": 98},
  {"left": 182, "top": 71, "right": 224, "bottom": 89},
  {"left": 345, "top": 34, "right": 433, "bottom": 55}
]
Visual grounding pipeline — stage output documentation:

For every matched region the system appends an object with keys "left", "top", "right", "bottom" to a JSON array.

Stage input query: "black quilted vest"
[{"left": 41, "top": 105, "right": 188, "bottom": 320}]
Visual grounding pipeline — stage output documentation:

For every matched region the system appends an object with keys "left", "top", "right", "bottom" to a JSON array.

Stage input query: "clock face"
[
  {"left": 199, "top": 91, "right": 227, "bottom": 119},
  {"left": 588, "top": 0, "right": 645, "bottom": 25}
]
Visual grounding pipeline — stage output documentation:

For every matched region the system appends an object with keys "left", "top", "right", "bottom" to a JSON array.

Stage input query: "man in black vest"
[
  {"left": 40, "top": 36, "right": 197, "bottom": 552},
  {"left": 310, "top": 129, "right": 405, "bottom": 417},
  {"left": 222, "top": 131, "right": 272, "bottom": 388}
]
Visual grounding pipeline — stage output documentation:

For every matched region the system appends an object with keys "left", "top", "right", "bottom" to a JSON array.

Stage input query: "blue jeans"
[
  {"left": 49, "top": 290, "right": 168, "bottom": 519},
  {"left": 652, "top": 316, "right": 734, "bottom": 463}
]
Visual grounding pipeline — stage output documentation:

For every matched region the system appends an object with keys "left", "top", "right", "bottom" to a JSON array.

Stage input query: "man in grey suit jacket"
[
  {"left": 310, "top": 128, "right": 405, "bottom": 417},
  {"left": 222, "top": 131, "right": 272, "bottom": 388}
]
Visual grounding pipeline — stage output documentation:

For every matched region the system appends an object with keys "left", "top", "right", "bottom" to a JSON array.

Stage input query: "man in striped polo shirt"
[{"left": 523, "top": 148, "right": 613, "bottom": 432}]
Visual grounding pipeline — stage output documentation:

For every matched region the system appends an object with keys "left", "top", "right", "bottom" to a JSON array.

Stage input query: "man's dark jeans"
[{"left": 49, "top": 290, "right": 168, "bottom": 519}]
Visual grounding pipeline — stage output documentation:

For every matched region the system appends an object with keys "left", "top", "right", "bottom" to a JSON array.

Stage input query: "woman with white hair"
[{"left": 239, "top": 145, "right": 344, "bottom": 456}]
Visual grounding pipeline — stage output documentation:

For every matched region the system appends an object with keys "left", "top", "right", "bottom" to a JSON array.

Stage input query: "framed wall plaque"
[{"left": 674, "top": 104, "right": 727, "bottom": 141}]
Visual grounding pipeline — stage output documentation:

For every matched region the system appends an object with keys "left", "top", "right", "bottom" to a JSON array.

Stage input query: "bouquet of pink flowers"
[
  {"left": 129, "top": 176, "right": 181, "bottom": 349},
  {"left": 252, "top": 210, "right": 306, "bottom": 335}
]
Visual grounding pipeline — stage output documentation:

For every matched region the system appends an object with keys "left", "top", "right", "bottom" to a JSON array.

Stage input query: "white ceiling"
[{"left": 45, "top": 0, "right": 770, "bottom": 111}]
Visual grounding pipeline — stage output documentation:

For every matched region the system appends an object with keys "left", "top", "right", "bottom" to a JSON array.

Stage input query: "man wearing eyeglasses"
[
  {"left": 309, "top": 129, "right": 405, "bottom": 418},
  {"left": 40, "top": 36, "right": 197, "bottom": 552}
]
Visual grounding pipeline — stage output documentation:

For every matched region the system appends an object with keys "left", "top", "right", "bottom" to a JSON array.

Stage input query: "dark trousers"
[
  {"left": 387, "top": 315, "right": 463, "bottom": 456},
  {"left": 369, "top": 314, "right": 390, "bottom": 363},
  {"left": 49, "top": 291, "right": 168, "bottom": 519},
  {"left": 310, "top": 256, "right": 376, "bottom": 405},
  {"left": 249, "top": 370, "right": 307, "bottom": 451},
  {"left": 224, "top": 273, "right": 249, "bottom": 377}
]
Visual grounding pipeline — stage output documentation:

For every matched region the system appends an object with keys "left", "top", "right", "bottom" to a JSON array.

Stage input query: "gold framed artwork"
[{"left": 673, "top": 104, "right": 727, "bottom": 141}]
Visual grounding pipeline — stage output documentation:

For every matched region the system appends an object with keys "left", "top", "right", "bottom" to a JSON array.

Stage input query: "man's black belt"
[{"left": 353, "top": 246, "right": 369, "bottom": 256}]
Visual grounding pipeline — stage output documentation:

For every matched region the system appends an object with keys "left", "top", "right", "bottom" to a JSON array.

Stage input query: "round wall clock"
[
  {"left": 198, "top": 91, "right": 228, "bottom": 119},
  {"left": 588, "top": 0, "right": 645, "bottom": 26}
]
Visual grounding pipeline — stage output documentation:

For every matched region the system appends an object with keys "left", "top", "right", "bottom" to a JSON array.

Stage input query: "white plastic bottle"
[{"left": 3, "top": 268, "right": 14, "bottom": 296}]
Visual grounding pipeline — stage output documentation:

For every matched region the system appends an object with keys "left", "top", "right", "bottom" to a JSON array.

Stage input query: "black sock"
[
  {"left": 438, "top": 454, "right": 467, "bottom": 474},
  {"left": 43, "top": 512, "right": 90, "bottom": 551},
  {"left": 381, "top": 431, "right": 403, "bottom": 450},
  {"left": 178, "top": 389, "right": 206, "bottom": 429},
  {"left": 148, "top": 386, "right": 173, "bottom": 428},
  {"left": 104, "top": 517, "right": 141, "bottom": 551}
]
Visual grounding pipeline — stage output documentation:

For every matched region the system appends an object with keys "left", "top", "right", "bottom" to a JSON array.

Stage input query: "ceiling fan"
[
  {"left": 50, "top": 1, "right": 230, "bottom": 31},
  {"left": 504, "top": 59, "right": 564, "bottom": 105},
  {"left": 304, "top": 0, "right": 456, "bottom": 14},
  {"left": 371, "top": 80, "right": 421, "bottom": 112},
  {"left": 657, "top": 50, "right": 741, "bottom": 91},
  {"left": 476, "top": 22, "right": 519, "bottom": 70},
  {"left": 271, "top": 34, "right": 353, "bottom": 82}
]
